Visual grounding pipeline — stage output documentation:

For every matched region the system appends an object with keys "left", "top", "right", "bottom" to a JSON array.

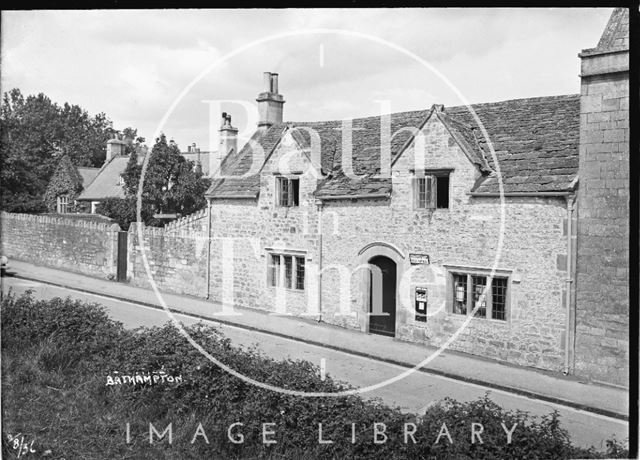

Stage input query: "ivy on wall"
[{"left": 44, "top": 155, "right": 84, "bottom": 212}]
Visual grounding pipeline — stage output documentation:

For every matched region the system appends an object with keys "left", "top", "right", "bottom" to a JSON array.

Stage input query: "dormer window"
[
  {"left": 277, "top": 177, "right": 300, "bottom": 207},
  {"left": 414, "top": 170, "right": 450, "bottom": 209}
]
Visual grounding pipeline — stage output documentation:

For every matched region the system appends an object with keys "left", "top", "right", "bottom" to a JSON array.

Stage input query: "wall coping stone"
[{"left": 1, "top": 211, "right": 120, "bottom": 232}]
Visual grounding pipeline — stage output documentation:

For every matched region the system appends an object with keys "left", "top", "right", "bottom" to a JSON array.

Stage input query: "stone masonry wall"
[
  {"left": 127, "top": 223, "right": 209, "bottom": 298},
  {"left": 575, "top": 55, "right": 629, "bottom": 385},
  {"left": 0, "top": 212, "right": 119, "bottom": 279}
]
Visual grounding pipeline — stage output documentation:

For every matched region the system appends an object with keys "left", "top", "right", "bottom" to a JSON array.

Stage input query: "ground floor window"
[
  {"left": 57, "top": 195, "right": 69, "bottom": 213},
  {"left": 449, "top": 271, "right": 509, "bottom": 321},
  {"left": 268, "top": 253, "right": 305, "bottom": 290}
]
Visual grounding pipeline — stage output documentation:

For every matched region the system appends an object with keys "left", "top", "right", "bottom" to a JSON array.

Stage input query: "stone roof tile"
[{"left": 205, "top": 94, "right": 580, "bottom": 199}]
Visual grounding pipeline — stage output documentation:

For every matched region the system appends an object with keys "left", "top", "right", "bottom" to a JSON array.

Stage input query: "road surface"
[{"left": 2, "top": 277, "right": 628, "bottom": 450}]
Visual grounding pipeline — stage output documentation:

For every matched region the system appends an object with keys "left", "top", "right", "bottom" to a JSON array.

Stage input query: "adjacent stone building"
[{"left": 575, "top": 8, "right": 629, "bottom": 386}]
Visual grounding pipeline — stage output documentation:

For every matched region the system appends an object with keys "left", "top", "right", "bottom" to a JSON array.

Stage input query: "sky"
[{"left": 2, "top": 8, "right": 613, "bottom": 151}]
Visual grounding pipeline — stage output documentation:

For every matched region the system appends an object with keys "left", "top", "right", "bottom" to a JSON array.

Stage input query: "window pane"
[
  {"left": 436, "top": 175, "right": 449, "bottom": 208},
  {"left": 472, "top": 276, "right": 487, "bottom": 318},
  {"left": 416, "top": 178, "right": 427, "bottom": 208},
  {"left": 425, "top": 176, "right": 434, "bottom": 208},
  {"left": 295, "top": 257, "right": 305, "bottom": 290},
  {"left": 492, "top": 278, "right": 508, "bottom": 321},
  {"left": 284, "top": 256, "right": 293, "bottom": 289},
  {"left": 453, "top": 274, "right": 467, "bottom": 315},
  {"left": 279, "top": 178, "right": 289, "bottom": 206},
  {"left": 291, "top": 179, "right": 300, "bottom": 206},
  {"left": 268, "top": 254, "right": 281, "bottom": 287}
]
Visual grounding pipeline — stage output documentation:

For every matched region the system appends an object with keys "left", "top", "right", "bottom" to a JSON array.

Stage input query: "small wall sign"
[{"left": 409, "top": 253, "right": 430, "bottom": 265}]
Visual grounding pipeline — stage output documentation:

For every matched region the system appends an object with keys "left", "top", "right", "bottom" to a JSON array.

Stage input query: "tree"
[
  {"left": 0, "top": 88, "right": 116, "bottom": 212},
  {"left": 100, "top": 134, "right": 210, "bottom": 228},
  {"left": 95, "top": 197, "right": 154, "bottom": 230}
]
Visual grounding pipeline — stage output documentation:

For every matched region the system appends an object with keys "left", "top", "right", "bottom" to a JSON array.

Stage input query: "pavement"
[{"left": 2, "top": 259, "right": 629, "bottom": 421}]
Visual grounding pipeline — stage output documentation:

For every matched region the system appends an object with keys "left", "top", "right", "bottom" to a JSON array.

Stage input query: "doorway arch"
[{"left": 357, "top": 242, "right": 406, "bottom": 337}]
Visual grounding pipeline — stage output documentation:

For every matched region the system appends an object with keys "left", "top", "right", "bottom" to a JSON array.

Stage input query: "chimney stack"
[
  {"left": 105, "top": 137, "right": 127, "bottom": 164},
  {"left": 214, "top": 112, "right": 238, "bottom": 173},
  {"left": 256, "top": 72, "right": 285, "bottom": 128}
]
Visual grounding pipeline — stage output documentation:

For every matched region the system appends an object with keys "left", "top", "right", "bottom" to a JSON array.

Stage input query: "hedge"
[{"left": 1, "top": 292, "right": 629, "bottom": 459}]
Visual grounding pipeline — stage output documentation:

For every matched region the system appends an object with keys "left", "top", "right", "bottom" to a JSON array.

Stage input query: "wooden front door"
[{"left": 368, "top": 255, "right": 397, "bottom": 337}]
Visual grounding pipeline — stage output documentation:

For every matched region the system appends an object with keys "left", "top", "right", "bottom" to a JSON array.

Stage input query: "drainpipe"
[
  {"left": 205, "top": 199, "right": 212, "bottom": 300},
  {"left": 316, "top": 199, "right": 323, "bottom": 322},
  {"left": 563, "top": 194, "right": 576, "bottom": 375}
]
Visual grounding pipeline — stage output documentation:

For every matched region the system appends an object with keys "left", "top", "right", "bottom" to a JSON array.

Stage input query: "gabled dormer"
[
  {"left": 390, "top": 105, "right": 491, "bottom": 211},
  {"left": 259, "top": 125, "right": 329, "bottom": 210}
]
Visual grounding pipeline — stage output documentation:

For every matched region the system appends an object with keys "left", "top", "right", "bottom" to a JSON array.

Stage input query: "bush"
[
  {"left": 1, "top": 291, "right": 125, "bottom": 371},
  {"left": 95, "top": 197, "right": 145, "bottom": 230},
  {"left": 1, "top": 292, "right": 629, "bottom": 459}
]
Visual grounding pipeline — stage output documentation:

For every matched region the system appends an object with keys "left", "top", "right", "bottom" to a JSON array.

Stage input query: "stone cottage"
[
  {"left": 77, "top": 137, "right": 147, "bottom": 213},
  {"left": 198, "top": 8, "right": 627, "bottom": 384},
  {"left": 205, "top": 70, "right": 580, "bottom": 373}
]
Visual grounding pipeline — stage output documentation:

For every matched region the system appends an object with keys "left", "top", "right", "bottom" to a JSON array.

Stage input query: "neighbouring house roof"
[
  {"left": 77, "top": 167, "right": 100, "bottom": 188},
  {"left": 77, "top": 156, "right": 131, "bottom": 201},
  {"left": 205, "top": 94, "right": 581, "bottom": 200}
]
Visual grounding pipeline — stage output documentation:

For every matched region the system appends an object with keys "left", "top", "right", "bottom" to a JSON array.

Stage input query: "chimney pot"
[
  {"left": 263, "top": 72, "right": 271, "bottom": 92},
  {"left": 217, "top": 112, "right": 238, "bottom": 170}
]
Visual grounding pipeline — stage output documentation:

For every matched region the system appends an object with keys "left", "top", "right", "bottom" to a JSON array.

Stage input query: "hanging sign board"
[{"left": 409, "top": 253, "right": 430, "bottom": 265}]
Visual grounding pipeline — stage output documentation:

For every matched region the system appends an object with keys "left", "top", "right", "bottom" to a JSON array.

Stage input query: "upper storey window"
[
  {"left": 414, "top": 171, "right": 450, "bottom": 209},
  {"left": 277, "top": 177, "right": 300, "bottom": 207}
]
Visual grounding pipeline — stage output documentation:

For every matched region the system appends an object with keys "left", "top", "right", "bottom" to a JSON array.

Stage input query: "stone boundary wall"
[
  {"left": 127, "top": 223, "right": 208, "bottom": 298},
  {"left": 164, "top": 208, "right": 208, "bottom": 234},
  {"left": 0, "top": 211, "right": 120, "bottom": 279}
]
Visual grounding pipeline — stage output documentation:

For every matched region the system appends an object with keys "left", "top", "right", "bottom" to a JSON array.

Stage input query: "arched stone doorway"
[
  {"left": 357, "top": 242, "right": 406, "bottom": 338},
  {"left": 368, "top": 255, "right": 397, "bottom": 337}
]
